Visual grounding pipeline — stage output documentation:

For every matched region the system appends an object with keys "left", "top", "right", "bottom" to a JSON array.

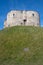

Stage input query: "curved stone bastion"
[{"left": 4, "top": 10, "right": 40, "bottom": 28}]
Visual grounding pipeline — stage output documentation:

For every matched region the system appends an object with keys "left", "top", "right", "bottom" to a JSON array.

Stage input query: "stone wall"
[{"left": 4, "top": 10, "right": 40, "bottom": 28}]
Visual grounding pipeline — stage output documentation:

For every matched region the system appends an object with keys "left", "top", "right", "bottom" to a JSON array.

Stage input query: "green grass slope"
[{"left": 0, "top": 26, "right": 43, "bottom": 65}]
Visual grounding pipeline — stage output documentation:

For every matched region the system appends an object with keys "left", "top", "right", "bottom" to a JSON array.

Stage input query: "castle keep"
[{"left": 4, "top": 10, "right": 40, "bottom": 28}]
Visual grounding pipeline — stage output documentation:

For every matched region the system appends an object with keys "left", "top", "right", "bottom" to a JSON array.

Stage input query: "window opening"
[
  {"left": 13, "top": 14, "right": 15, "bottom": 17},
  {"left": 23, "top": 19, "right": 27, "bottom": 25},
  {"left": 32, "top": 13, "right": 34, "bottom": 16}
]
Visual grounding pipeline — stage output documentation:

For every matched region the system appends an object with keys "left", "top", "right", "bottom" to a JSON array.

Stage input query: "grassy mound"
[{"left": 0, "top": 26, "right": 43, "bottom": 65}]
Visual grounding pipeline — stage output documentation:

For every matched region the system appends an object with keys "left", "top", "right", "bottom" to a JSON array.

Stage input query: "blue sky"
[{"left": 0, "top": 0, "right": 43, "bottom": 30}]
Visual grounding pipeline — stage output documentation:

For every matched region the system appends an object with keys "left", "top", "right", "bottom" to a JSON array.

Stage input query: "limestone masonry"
[{"left": 4, "top": 10, "right": 40, "bottom": 28}]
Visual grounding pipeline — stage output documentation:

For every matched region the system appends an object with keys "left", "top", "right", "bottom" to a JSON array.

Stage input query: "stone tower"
[{"left": 4, "top": 10, "right": 40, "bottom": 28}]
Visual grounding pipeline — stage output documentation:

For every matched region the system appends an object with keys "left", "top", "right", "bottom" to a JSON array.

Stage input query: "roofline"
[{"left": 9, "top": 10, "right": 39, "bottom": 14}]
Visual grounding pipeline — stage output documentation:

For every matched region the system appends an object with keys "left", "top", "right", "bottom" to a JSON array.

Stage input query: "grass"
[{"left": 0, "top": 26, "right": 43, "bottom": 65}]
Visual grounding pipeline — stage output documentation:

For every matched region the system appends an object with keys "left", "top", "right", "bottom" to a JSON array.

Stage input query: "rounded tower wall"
[
  {"left": 26, "top": 11, "right": 40, "bottom": 26},
  {"left": 4, "top": 10, "right": 40, "bottom": 28}
]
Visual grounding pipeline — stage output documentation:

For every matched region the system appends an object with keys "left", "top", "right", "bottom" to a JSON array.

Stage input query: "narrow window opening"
[
  {"left": 21, "top": 22, "right": 23, "bottom": 25},
  {"left": 23, "top": 19, "right": 27, "bottom": 25},
  {"left": 13, "top": 14, "right": 15, "bottom": 17},
  {"left": 32, "top": 13, "right": 34, "bottom": 16}
]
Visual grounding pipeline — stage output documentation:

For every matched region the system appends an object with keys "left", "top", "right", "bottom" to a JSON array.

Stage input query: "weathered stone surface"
[{"left": 4, "top": 10, "right": 40, "bottom": 28}]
